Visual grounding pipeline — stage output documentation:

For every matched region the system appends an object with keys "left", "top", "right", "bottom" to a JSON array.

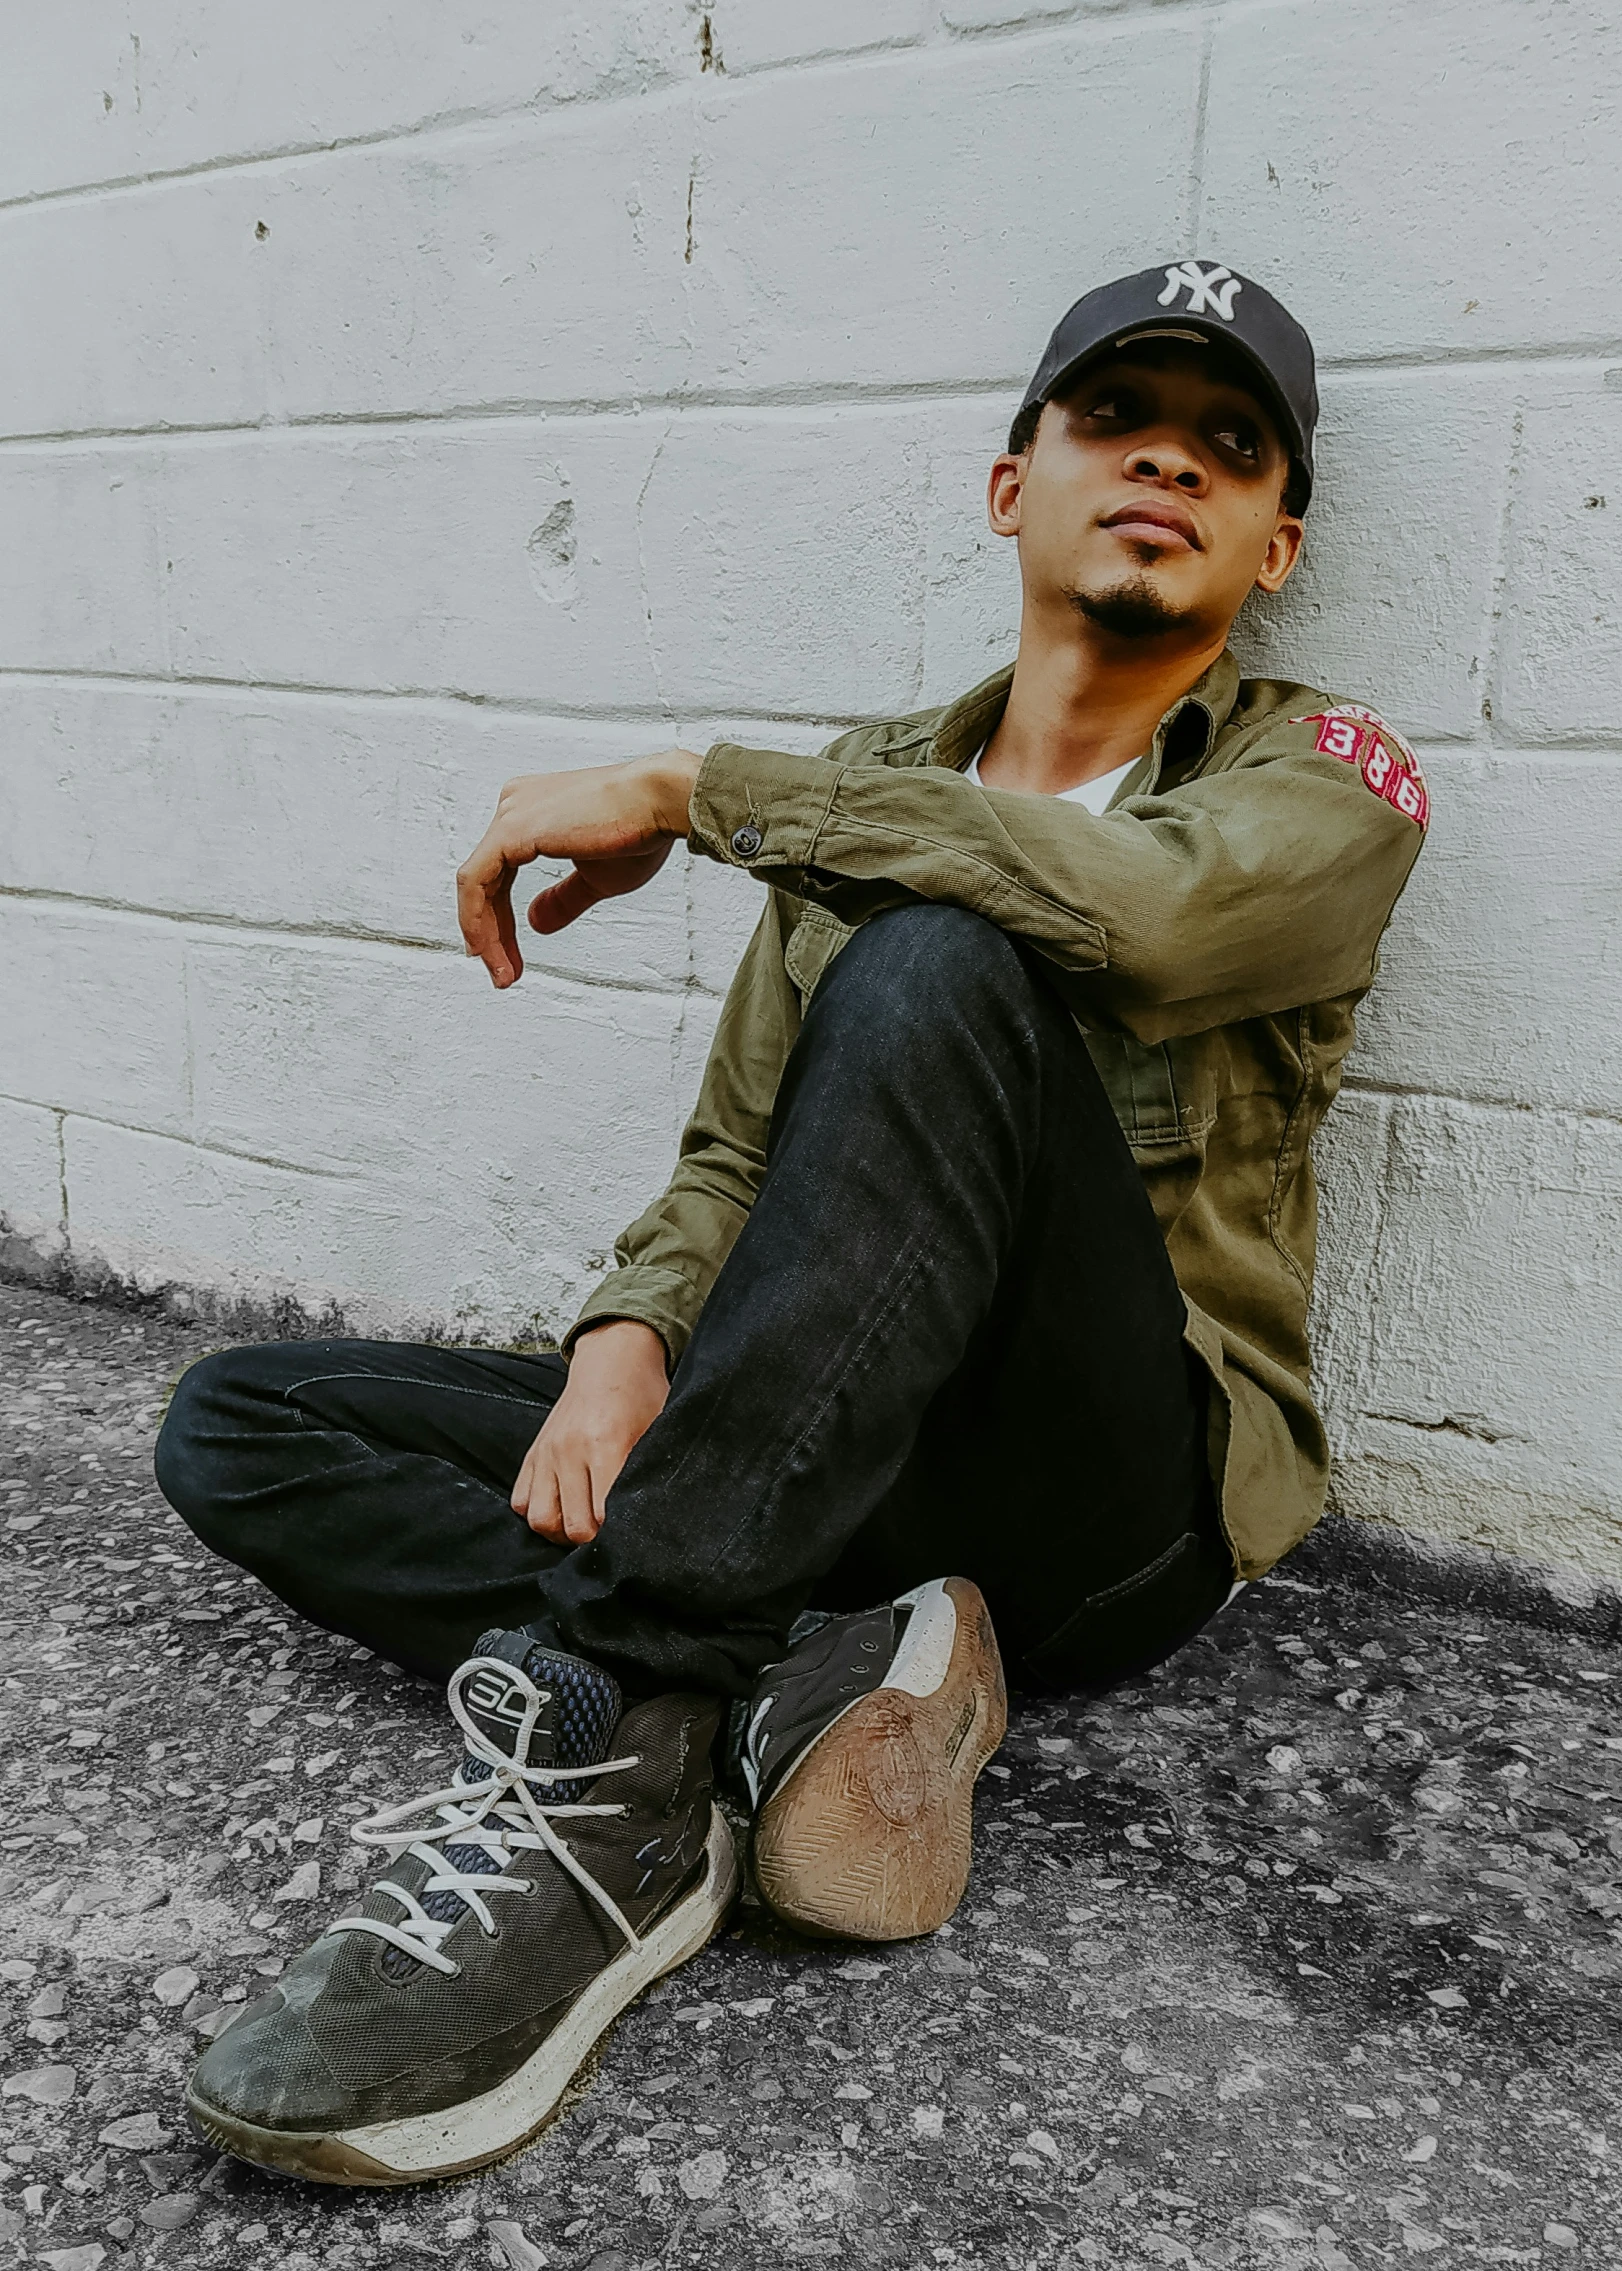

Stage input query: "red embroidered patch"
[
  {"left": 1313, "top": 713, "right": 1367, "bottom": 763},
  {"left": 1387, "top": 767, "right": 1430, "bottom": 828},
  {"left": 1292, "top": 707, "right": 1429, "bottom": 828}
]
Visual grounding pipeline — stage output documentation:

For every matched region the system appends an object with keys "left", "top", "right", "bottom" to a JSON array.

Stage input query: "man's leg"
[
  {"left": 166, "top": 1338, "right": 738, "bottom": 2186},
  {"left": 169, "top": 902, "right": 1229, "bottom": 2173},
  {"left": 156, "top": 1340, "right": 570, "bottom": 1678},
  {"left": 529, "top": 902, "right": 1228, "bottom": 1697}
]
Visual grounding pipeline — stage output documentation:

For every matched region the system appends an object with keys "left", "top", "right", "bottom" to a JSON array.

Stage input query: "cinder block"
[
  {"left": 0, "top": 176, "right": 271, "bottom": 440},
  {"left": 1326, "top": 1095, "right": 1622, "bottom": 1575},
  {"left": 185, "top": 938, "right": 692, "bottom": 1213},
  {"left": 0, "top": 1096, "right": 64, "bottom": 1240},
  {"left": 0, "top": 902, "right": 189, "bottom": 1134},
  {"left": 62, "top": 1112, "right": 432, "bottom": 1328},
  {"left": 1201, "top": 0, "right": 1622, "bottom": 362},
  {"left": 635, "top": 409, "right": 933, "bottom": 715},
  {"left": 713, "top": 0, "right": 929, "bottom": 73},
  {"left": 1231, "top": 370, "right": 1514, "bottom": 742},
  {"left": 0, "top": 445, "right": 168, "bottom": 675},
  {"left": 116, "top": 421, "right": 662, "bottom": 707},
  {"left": 22, "top": 411, "right": 941, "bottom": 716},
  {"left": 920, "top": 396, "right": 1024, "bottom": 705},
  {"left": 1370, "top": 1096, "right": 1622, "bottom": 1475},
  {"left": 0, "top": 1, "right": 694, "bottom": 206},
  {"left": 72, "top": 950, "right": 703, "bottom": 1336},
  {"left": 1495, "top": 379, "right": 1622, "bottom": 743},
  {"left": 0, "top": 679, "right": 708, "bottom": 990},
  {"left": 1352, "top": 751, "right": 1622, "bottom": 1120},
  {"left": 688, "top": 25, "right": 1200, "bottom": 394},
  {"left": 262, "top": 104, "right": 697, "bottom": 423}
]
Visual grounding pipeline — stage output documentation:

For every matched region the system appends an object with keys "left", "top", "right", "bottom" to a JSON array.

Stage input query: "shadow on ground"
[{"left": 1, "top": 1282, "right": 1617, "bottom": 2269}]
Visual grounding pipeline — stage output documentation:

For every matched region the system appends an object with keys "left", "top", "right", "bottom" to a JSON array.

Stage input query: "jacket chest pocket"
[
  {"left": 1083, "top": 1029, "right": 1219, "bottom": 1150},
  {"left": 784, "top": 909, "right": 857, "bottom": 1007}
]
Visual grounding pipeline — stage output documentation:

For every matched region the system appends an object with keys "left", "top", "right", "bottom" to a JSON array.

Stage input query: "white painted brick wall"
[{"left": 3, "top": 0, "right": 1619, "bottom": 1583}]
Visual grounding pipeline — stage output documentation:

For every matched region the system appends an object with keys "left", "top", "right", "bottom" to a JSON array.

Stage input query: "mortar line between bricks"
[
  {"left": 0, "top": 884, "right": 729, "bottom": 997},
  {"left": 10, "top": 1099, "right": 367, "bottom": 1182},
  {"left": 10, "top": 668, "right": 1622, "bottom": 760},
  {"left": 5, "top": 348, "right": 1622, "bottom": 456},
  {"left": 0, "top": 6, "right": 1222, "bottom": 221},
  {"left": 0, "top": 666, "right": 881, "bottom": 734},
  {"left": 1340, "top": 1075, "right": 1622, "bottom": 1132}
]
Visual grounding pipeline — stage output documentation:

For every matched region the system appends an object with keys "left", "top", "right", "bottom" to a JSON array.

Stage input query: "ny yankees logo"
[{"left": 1158, "top": 261, "right": 1244, "bottom": 320}]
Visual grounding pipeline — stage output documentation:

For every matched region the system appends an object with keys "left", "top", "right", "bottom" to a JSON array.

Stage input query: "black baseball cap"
[{"left": 1019, "top": 260, "right": 1318, "bottom": 505}]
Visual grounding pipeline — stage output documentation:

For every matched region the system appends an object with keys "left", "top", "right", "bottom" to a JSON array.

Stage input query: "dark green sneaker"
[{"left": 188, "top": 1632, "right": 737, "bottom": 2185}]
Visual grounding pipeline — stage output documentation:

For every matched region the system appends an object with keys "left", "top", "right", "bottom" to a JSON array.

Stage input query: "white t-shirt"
[{"left": 964, "top": 743, "right": 1139, "bottom": 813}]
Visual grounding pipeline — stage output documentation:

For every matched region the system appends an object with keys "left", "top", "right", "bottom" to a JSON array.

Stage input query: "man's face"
[{"left": 989, "top": 341, "right": 1304, "bottom": 642}]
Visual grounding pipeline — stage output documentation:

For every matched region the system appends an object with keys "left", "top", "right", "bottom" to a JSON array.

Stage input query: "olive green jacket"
[{"left": 568, "top": 652, "right": 1429, "bottom": 1580}]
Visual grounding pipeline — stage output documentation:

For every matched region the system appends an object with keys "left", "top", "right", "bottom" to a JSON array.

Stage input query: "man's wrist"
[
  {"left": 642, "top": 748, "right": 704, "bottom": 838},
  {"left": 568, "top": 1316, "right": 670, "bottom": 1375}
]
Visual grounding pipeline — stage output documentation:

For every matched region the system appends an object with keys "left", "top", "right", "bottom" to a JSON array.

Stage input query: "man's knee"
[
  {"left": 821, "top": 903, "right": 1034, "bottom": 1027},
  {"left": 153, "top": 1344, "right": 278, "bottom": 1544}
]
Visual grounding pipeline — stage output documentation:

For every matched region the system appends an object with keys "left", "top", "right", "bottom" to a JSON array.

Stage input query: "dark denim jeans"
[{"left": 157, "top": 906, "right": 1233, "bottom": 1698}]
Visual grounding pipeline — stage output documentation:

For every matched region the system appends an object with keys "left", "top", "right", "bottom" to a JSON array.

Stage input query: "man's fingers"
[
  {"left": 528, "top": 842, "right": 678, "bottom": 937},
  {"left": 526, "top": 1458, "right": 566, "bottom": 1543},
  {"left": 455, "top": 833, "right": 525, "bottom": 989},
  {"left": 527, "top": 867, "right": 605, "bottom": 937},
  {"left": 557, "top": 1457, "right": 602, "bottom": 1546}
]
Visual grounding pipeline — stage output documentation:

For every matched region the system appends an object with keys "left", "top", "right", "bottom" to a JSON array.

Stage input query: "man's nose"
[{"left": 1125, "top": 441, "right": 1206, "bottom": 493}]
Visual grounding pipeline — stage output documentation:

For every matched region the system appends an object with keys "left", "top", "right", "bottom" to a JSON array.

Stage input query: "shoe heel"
[{"left": 754, "top": 1576, "right": 1005, "bottom": 1942}]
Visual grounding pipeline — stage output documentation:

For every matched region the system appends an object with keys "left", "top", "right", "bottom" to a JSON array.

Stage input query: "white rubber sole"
[{"left": 190, "top": 1806, "right": 740, "bottom": 2186}]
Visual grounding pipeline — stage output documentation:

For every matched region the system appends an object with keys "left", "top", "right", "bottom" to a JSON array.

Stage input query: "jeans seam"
[{"left": 281, "top": 1371, "right": 551, "bottom": 1422}]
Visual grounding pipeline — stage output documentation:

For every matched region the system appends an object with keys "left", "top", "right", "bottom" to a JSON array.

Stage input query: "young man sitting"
[{"left": 157, "top": 262, "right": 1428, "bottom": 2185}]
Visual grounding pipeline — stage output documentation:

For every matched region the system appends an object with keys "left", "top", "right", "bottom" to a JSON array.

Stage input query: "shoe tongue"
[
  {"left": 370, "top": 1635, "right": 625, "bottom": 1984},
  {"left": 462, "top": 1629, "right": 623, "bottom": 1786}
]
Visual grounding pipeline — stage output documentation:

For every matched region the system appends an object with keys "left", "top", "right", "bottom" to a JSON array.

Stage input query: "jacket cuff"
[
  {"left": 562, "top": 1266, "right": 706, "bottom": 1370},
  {"left": 689, "top": 743, "right": 839, "bottom": 872}
]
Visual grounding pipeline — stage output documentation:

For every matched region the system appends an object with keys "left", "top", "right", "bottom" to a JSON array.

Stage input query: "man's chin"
[{"left": 1066, "top": 575, "right": 1200, "bottom": 641}]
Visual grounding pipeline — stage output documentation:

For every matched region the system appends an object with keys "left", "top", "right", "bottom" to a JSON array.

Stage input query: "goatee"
[{"left": 1068, "top": 575, "right": 1197, "bottom": 640}]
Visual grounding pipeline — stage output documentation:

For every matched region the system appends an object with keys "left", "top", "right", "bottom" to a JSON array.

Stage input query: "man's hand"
[
  {"left": 457, "top": 749, "right": 703, "bottom": 988},
  {"left": 512, "top": 1320, "right": 670, "bottom": 1545}
]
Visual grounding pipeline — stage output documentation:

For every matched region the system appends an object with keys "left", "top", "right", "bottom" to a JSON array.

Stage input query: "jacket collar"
[{"left": 927, "top": 649, "right": 1241, "bottom": 797}]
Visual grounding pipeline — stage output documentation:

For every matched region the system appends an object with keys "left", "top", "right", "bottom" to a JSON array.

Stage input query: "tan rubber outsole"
[{"left": 752, "top": 1576, "right": 1007, "bottom": 1942}]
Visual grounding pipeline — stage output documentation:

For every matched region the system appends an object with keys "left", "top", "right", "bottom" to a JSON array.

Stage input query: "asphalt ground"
[{"left": 1, "top": 1277, "right": 1618, "bottom": 2271}]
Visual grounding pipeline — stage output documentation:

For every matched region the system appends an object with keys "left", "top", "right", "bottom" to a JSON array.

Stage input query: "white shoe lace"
[{"left": 328, "top": 1656, "right": 641, "bottom": 1978}]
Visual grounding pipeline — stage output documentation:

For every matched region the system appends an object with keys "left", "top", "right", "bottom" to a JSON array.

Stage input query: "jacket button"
[{"left": 730, "top": 823, "right": 764, "bottom": 860}]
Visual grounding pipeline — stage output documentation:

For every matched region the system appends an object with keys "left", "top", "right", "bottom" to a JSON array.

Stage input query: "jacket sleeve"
[
  {"left": 687, "top": 714, "right": 1428, "bottom": 1044},
  {"left": 564, "top": 889, "right": 801, "bottom": 1366}
]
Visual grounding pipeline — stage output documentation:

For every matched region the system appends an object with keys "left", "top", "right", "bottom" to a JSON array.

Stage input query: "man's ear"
[
  {"left": 987, "top": 451, "right": 1026, "bottom": 539},
  {"left": 1253, "top": 513, "right": 1305, "bottom": 596}
]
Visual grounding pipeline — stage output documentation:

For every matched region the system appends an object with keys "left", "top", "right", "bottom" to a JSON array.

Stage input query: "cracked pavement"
[{"left": 0, "top": 1278, "right": 1618, "bottom": 2270}]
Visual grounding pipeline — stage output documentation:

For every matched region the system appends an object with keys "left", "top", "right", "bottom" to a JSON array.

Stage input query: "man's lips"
[{"left": 1100, "top": 501, "right": 1202, "bottom": 550}]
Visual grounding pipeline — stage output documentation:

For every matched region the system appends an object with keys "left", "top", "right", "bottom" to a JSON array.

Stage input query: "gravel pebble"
[
  {"left": 98, "top": 2114, "right": 176, "bottom": 2151},
  {"left": 1, "top": 2063, "right": 76, "bottom": 2104},
  {"left": 139, "top": 2193, "right": 200, "bottom": 2231}
]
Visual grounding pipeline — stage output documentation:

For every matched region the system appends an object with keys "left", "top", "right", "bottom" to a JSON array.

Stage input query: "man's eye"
[
  {"left": 1085, "top": 394, "right": 1131, "bottom": 421},
  {"left": 1216, "top": 424, "right": 1261, "bottom": 460}
]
